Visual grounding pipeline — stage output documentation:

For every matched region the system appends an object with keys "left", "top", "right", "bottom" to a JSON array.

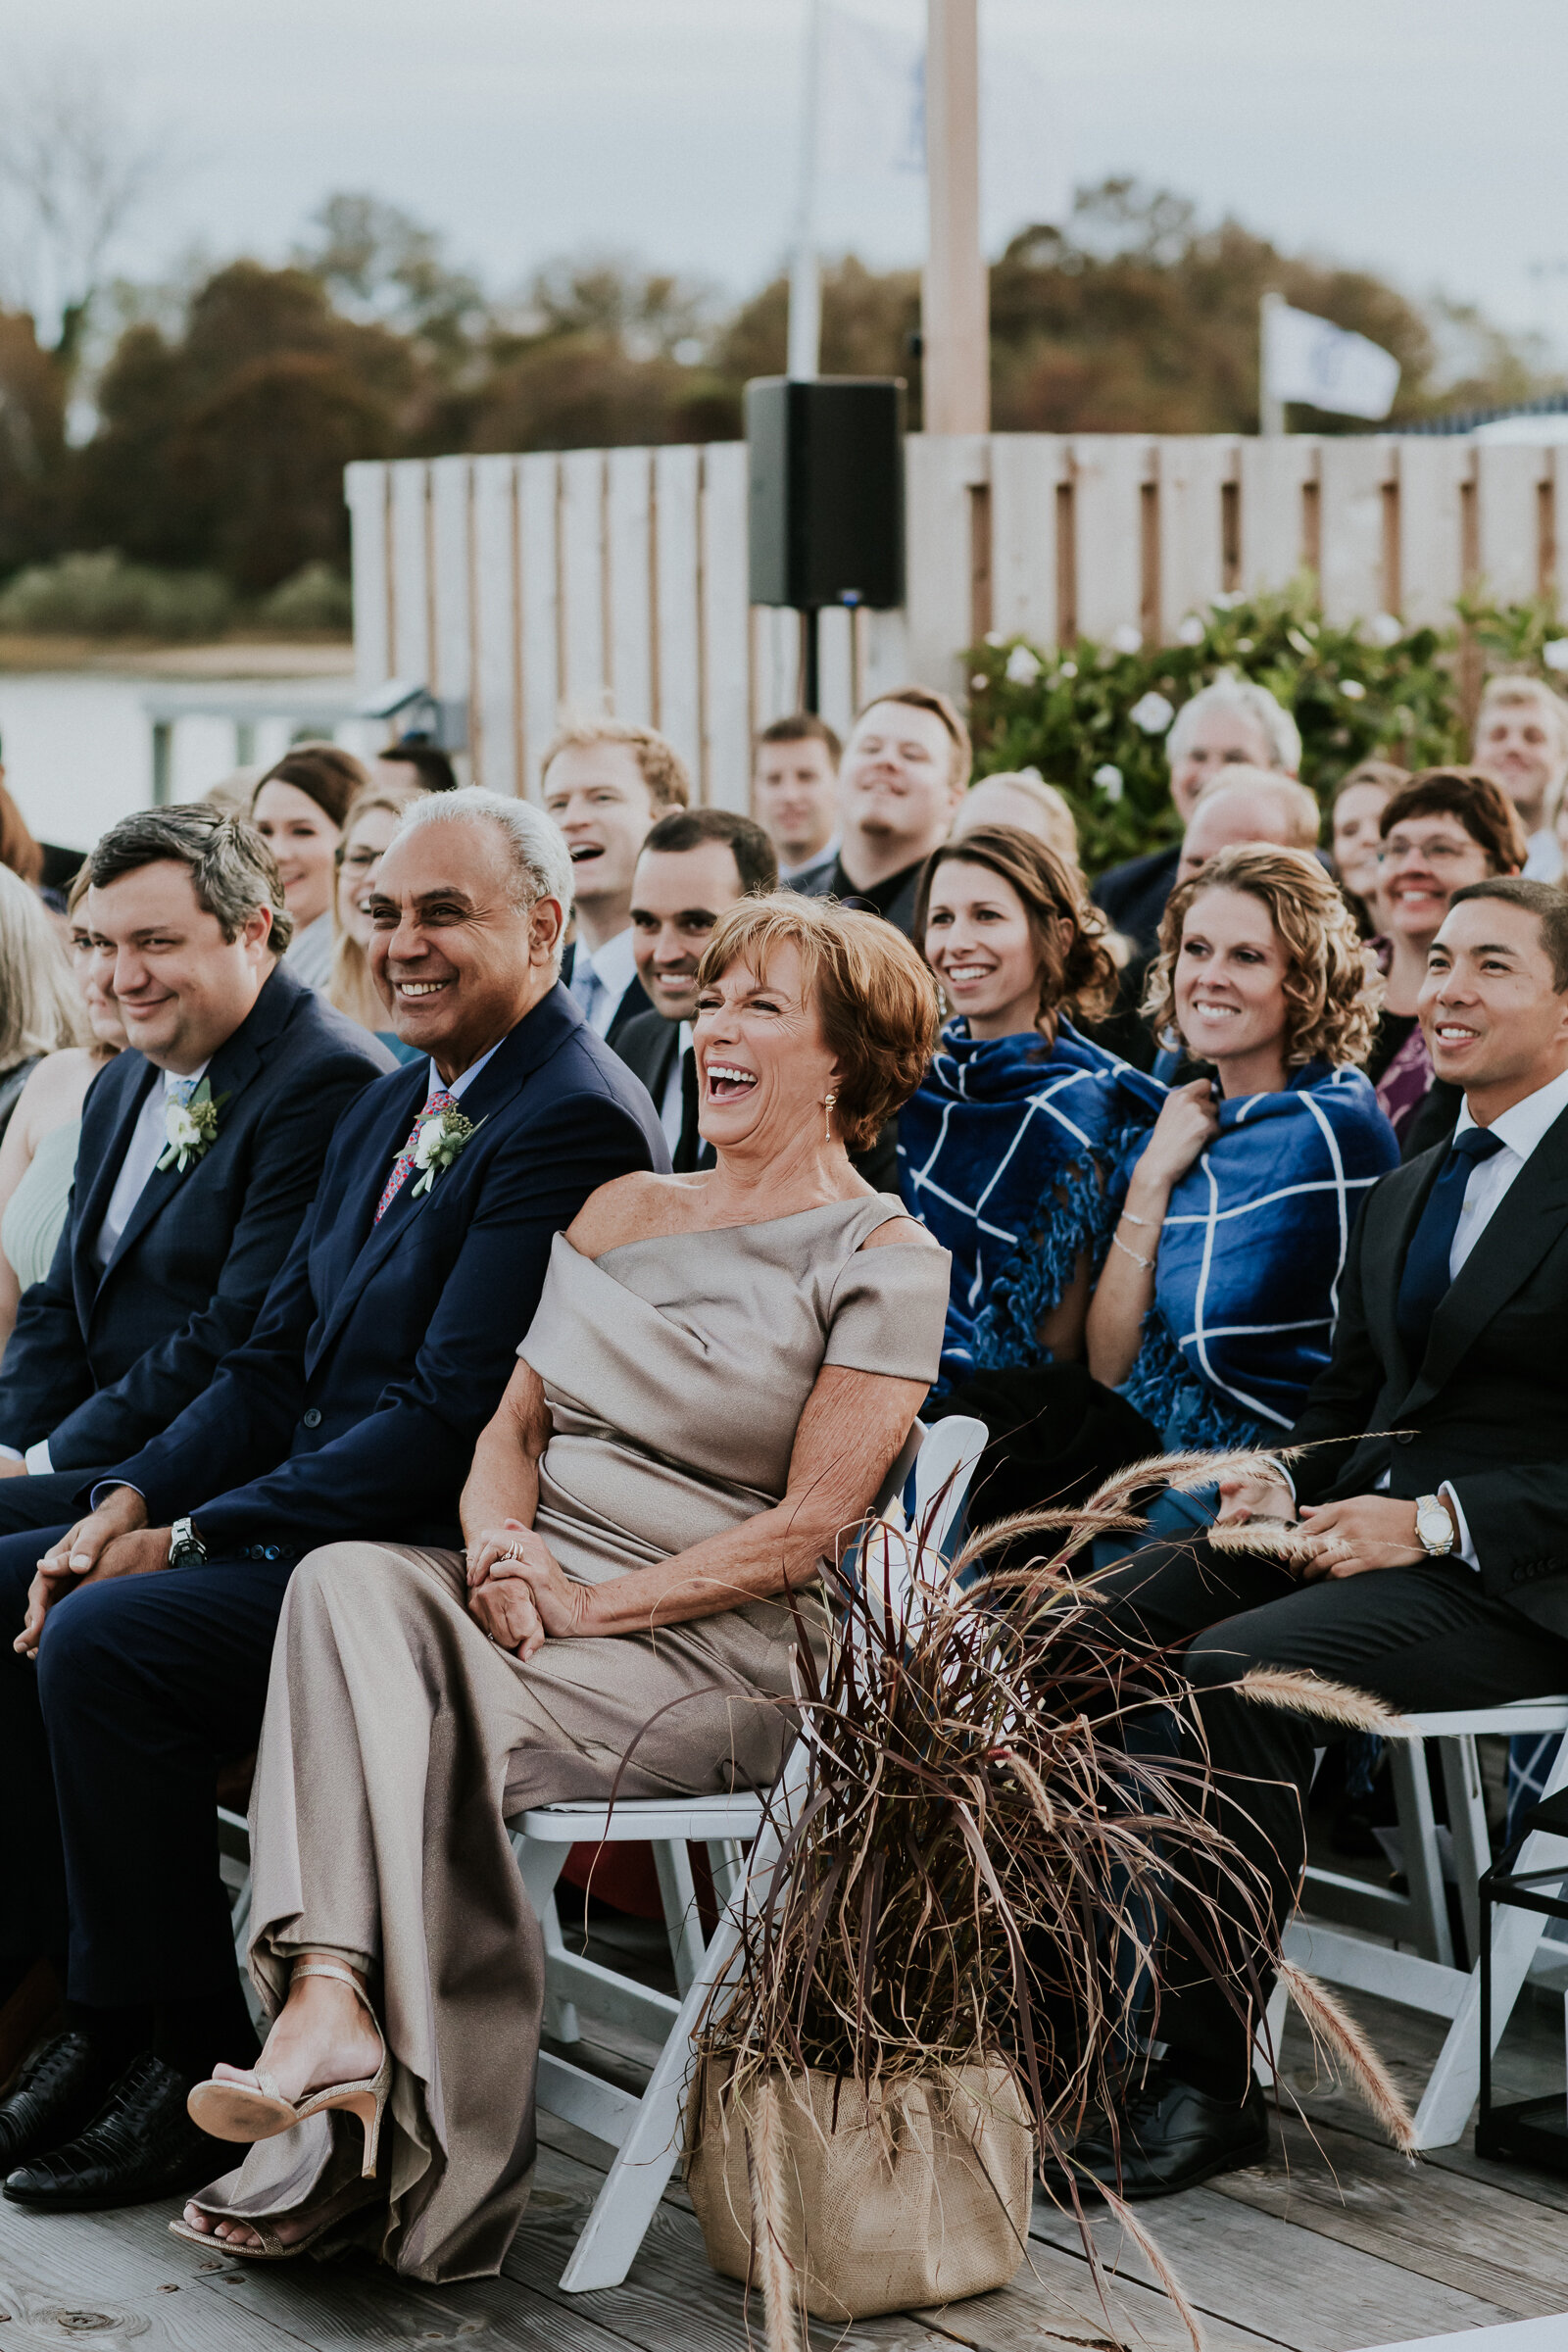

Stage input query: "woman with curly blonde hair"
[
  {"left": 901, "top": 825, "right": 1163, "bottom": 1385},
  {"left": 1087, "top": 843, "right": 1397, "bottom": 1450}
]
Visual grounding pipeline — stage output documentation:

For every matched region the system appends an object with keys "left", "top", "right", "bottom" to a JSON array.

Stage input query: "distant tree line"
[{"left": 0, "top": 180, "right": 1555, "bottom": 609}]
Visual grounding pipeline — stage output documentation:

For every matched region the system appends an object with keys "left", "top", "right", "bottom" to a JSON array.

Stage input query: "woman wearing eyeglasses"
[{"left": 1366, "top": 770, "right": 1526, "bottom": 1156}]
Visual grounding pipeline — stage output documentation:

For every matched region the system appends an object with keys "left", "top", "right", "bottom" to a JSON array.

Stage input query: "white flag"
[
  {"left": 1264, "top": 302, "right": 1400, "bottom": 421},
  {"left": 816, "top": 5, "right": 1070, "bottom": 236}
]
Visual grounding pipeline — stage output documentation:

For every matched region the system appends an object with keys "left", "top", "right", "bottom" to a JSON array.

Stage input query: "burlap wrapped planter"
[{"left": 686, "top": 2056, "right": 1034, "bottom": 2320}]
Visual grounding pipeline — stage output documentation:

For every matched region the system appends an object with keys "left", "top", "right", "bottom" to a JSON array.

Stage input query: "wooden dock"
[{"left": 3, "top": 1893, "right": 1567, "bottom": 2352}]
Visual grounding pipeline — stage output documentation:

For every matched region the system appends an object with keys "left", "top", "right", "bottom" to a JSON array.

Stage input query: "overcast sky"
[{"left": 17, "top": 0, "right": 1568, "bottom": 359}]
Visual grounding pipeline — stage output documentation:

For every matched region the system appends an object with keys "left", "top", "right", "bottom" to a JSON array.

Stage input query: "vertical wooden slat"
[
  {"left": 988, "top": 434, "right": 1062, "bottom": 647},
  {"left": 653, "top": 444, "right": 703, "bottom": 784},
  {"left": 904, "top": 433, "right": 990, "bottom": 688},
  {"left": 388, "top": 463, "right": 431, "bottom": 681},
  {"left": 860, "top": 607, "right": 913, "bottom": 706},
  {"left": 606, "top": 448, "right": 655, "bottom": 724},
  {"left": 469, "top": 456, "right": 521, "bottom": 797},
  {"left": 516, "top": 453, "right": 561, "bottom": 801},
  {"left": 1238, "top": 436, "right": 1318, "bottom": 597},
  {"left": 1477, "top": 444, "right": 1551, "bottom": 605},
  {"left": 816, "top": 609, "right": 856, "bottom": 743},
  {"left": 699, "top": 442, "right": 751, "bottom": 811},
  {"left": 1071, "top": 436, "right": 1152, "bottom": 641},
  {"left": 345, "top": 462, "right": 390, "bottom": 692},
  {"left": 559, "top": 448, "right": 609, "bottom": 716},
  {"left": 1156, "top": 437, "right": 1239, "bottom": 641},
  {"left": 748, "top": 607, "right": 800, "bottom": 734},
  {"left": 1318, "top": 439, "right": 1396, "bottom": 625},
  {"left": 427, "top": 457, "right": 472, "bottom": 713},
  {"left": 1395, "top": 440, "right": 1472, "bottom": 627}
]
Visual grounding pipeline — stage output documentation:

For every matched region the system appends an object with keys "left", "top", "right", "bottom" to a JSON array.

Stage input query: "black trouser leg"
[
  {"left": 0, "top": 1527, "right": 75, "bottom": 1969},
  {"left": 31, "top": 1549, "right": 296, "bottom": 2011},
  {"left": 1089, "top": 1538, "right": 1568, "bottom": 2095}
]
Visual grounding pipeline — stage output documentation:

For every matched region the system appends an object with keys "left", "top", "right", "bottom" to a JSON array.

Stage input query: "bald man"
[{"left": 1175, "top": 767, "right": 1321, "bottom": 884}]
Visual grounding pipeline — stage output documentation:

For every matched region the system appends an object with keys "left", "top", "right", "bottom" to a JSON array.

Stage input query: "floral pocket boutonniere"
[
  {"left": 157, "top": 1079, "right": 227, "bottom": 1174},
  {"left": 412, "top": 1106, "right": 484, "bottom": 1198}
]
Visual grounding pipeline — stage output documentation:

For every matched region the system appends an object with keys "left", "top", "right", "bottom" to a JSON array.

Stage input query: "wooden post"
[{"left": 923, "top": 0, "right": 988, "bottom": 434}]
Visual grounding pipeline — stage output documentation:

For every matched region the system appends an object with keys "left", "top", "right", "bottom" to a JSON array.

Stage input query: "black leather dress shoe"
[
  {"left": 0, "top": 2030, "right": 110, "bottom": 2173},
  {"left": 4, "top": 2052, "right": 225, "bottom": 2211},
  {"left": 1047, "top": 2066, "right": 1268, "bottom": 2201}
]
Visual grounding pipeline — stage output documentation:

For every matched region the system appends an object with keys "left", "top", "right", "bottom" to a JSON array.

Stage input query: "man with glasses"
[{"left": 1366, "top": 770, "right": 1527, "bottom": 1157}]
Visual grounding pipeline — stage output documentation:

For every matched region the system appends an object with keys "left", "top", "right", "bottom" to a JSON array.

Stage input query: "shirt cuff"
[
  {"left": 1439, "top": 1480, "right": 1478, "bottom": 1571},
  {"left": 1258, "top": 1453, "right": 1297, "bottom": 1503},
  {"left": 0, "top": 1445, "right": 22, "bottom": 1465},
  {"left": 89, "top": 1479, "right": 143, "bottom": 1512},
  {"left": 24, "top": 1440, "right": 52, "bottom": 1476}
]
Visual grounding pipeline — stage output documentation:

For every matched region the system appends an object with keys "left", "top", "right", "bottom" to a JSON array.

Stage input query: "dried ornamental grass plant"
[{"left": 689, "top": 1445, "right": 1416, "bottom": 2352}]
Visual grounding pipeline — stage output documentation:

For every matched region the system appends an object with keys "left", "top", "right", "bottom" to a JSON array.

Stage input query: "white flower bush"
[
  {"left": 1544, "top": 639, "right": 1568, "bottom": 674},
  {"left": 1092, "top": 763, "right": 1124, "bottom": 802},
  {"left": 1129, "top": 690, "right": 1176, "bottom": 735},
  {"left": 1004, "top": 645, "right": 1041, "bottom": 685}
]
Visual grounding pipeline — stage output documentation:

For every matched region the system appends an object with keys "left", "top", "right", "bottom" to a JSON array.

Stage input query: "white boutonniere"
[
  {"left": 157, "top": 1078, "right": 226, "bottom": 1174},
  {"left": 411, "top": 1105, "right": 484, "bottom": 1197}
]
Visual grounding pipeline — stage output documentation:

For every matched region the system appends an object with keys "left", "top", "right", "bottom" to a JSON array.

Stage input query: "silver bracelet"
[
  {"left": 1118, "top": 1208, "right": 1154, "bottom": 1229},
  {"left": 1112, "top": 1232, "right": 1155, "bottom": 1272}
]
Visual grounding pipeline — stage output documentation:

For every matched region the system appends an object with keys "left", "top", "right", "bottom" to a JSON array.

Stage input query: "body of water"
[{"left": 0, "top": 664, "right": 369, "bottom": 853}]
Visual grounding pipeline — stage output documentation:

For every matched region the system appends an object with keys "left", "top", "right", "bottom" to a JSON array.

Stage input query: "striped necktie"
[{"left": 375, "top": 1089, "right": 459, "bottom": 1225}]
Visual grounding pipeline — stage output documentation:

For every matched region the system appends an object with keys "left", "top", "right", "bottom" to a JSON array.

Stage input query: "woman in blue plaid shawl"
[
  {"left": 900, "top": 827, "right": 1165, "bottom": 1388},
  {"left": 1088, "top": 842, "right": 1398, "bottom": 1450}
]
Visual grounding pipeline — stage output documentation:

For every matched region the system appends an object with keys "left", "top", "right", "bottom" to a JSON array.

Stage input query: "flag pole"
[
  {"left": 923, "top": 0, "right": 988, "bottom": 433},
  {"left": 787, "top": 0, "right": 823, "bottom": 378},
  {"left": 1259, "top": 289, "right": 1285, "bottom": 437}
]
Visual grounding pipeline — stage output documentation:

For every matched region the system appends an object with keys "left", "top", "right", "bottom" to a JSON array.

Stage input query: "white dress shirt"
[
  {"left": 780, "top": 835, "right": 841, "bottom": 891},
  {"left": 568, "top": 927, "right": 638, "bottom": 1039},
  {"left": 284, "top": 911, "right": 334, "bottom": 996},
  {"left": 1524, "top": 828, "right": 1564, "bottom": 886},
  {"left": 1, "top": 1063, "right": 211, "bottom": 1474},
  {"left": 657, "top": 1022, "right": 694, "bottom": 1155},
  {"left": 427, "top": 1039, "right": 503, "bottom": 1104}
]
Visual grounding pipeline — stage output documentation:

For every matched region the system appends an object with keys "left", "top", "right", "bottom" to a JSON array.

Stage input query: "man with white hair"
[
  {"left": 1094, "top": 676, "right": 1302, "bottom": 956},
  {"left": 0, "top": 789, "right": 667, "bottom": 2217},
  {"left": 1473, "top": 675, "right": 1568, "bottom": 882},
  {"left": 1174, "top": 767, "right": 1321, "bottom": 885}
]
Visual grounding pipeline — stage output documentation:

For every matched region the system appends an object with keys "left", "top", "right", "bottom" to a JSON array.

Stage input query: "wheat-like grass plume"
[
  {"left": 1274, "top": 1962, "right": 1418, "bottom": 2154},
  {"left": 747, "top": 2076, "right": 802, "bottom": 2352},
  {"left": 1102, "top": 2188, "right": 1207, "bottom": 2352},
  {"left": 1237, "top": 1667, "right": 1411, "bottom": 1737}
]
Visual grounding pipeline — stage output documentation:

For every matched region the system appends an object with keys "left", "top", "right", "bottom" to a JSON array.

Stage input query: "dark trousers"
[
  {"left": 0, "top": 1469, "right": 112, "bottom": 1534},
  {"left": 0, "top": 1530, "right": 294, "bottom": 2008},
  {"left": 1090, "top": 1539, "right": 1568, "bottom": 2092}
]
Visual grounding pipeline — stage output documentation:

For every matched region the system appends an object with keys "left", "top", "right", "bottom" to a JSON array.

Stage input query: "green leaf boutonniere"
[
  {"left": 411, "top": 1105, "right": 484, "bottom": 1197},
  {"left": 157, "top": 1078, "right": 227, "bottom": 1174}
]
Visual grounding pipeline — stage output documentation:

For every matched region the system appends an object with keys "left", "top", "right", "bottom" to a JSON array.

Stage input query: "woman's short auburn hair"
[
  {"left": 695, "top": 894, "right": 940, "bottom": 1152},
  {"left": 910, "top": 824, "right": 1117, "bottom": 1032},
  {"left": 1143, "top": 843, "right": 1382, "bottom": 1070}
]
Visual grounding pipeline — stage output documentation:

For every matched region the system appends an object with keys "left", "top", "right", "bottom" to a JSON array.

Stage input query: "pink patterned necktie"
[{"left": 374, "top": 1089, "right": 458, "bottom": 1225}]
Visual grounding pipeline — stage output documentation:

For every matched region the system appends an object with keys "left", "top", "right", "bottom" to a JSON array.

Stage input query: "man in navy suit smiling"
[
  {"left": 0, "top": 807, "right": 390, "bottom": 1526},
  {"left": 0, "top": 788, "right": 666, "bottom": 2214}
]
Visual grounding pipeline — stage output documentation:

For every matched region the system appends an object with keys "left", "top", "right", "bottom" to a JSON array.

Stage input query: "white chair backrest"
[{"left": 849, "top": 1414, "right": 989, "bottom": 1650}]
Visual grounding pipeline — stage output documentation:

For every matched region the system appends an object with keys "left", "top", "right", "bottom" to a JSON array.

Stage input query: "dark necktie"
[
  {"left": 1395, "top": 1126, "right": 1506, "bottom": 1360},
  {"left": 673, "top": 1045, "right": 702, "bottom": 1175}
]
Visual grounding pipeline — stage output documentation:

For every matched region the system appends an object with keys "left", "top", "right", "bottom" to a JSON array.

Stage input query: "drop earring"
[{"left": 823, "top": 1090, "right": 837, "bottom": 1141}]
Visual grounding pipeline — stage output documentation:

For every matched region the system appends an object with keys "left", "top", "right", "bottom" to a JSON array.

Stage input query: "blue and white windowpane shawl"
[
  {"left": 1120, "top": 1061, "right": 1399, "bottom": 1450},
  {"left": 899, "top": 1018, "right": 1165, "bottom": 1385}
]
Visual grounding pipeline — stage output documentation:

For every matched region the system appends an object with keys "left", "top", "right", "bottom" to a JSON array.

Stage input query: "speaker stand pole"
[{"left": 800, "top": 608, "right": 821, "bottom": 714}]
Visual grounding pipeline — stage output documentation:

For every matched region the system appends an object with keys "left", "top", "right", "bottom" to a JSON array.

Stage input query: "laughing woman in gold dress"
[{"left": 175, "top": 895, "right": 951, "bottom": 2278}]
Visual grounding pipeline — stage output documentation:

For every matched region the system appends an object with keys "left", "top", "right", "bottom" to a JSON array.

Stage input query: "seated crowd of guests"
[{"left": 0, "top": 658, "right": 1566, "bottom": 2271}]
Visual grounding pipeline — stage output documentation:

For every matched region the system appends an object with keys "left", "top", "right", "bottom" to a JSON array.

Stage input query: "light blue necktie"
[{"left": 571, "top": 959, "right": 604, "bottom": 1029}]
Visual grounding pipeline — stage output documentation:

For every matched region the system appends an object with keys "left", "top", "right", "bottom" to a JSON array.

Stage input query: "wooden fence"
[{"left": 347, "top": 433, "right": 1568, "bottom": 809}]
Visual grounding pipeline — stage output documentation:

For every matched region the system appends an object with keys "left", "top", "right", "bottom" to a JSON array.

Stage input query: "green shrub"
[
  {"left": 963, "top": 578, "right": 1505, "bottom": 876},
  {"left": 259, "top": 561, "right": 353, "bottom": 633},
  {"left": 0, "top": 552, "right": 235, "bottom": 641}
]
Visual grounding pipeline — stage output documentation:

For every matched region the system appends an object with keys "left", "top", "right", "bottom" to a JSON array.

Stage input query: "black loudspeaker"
[{"left": 746, "top": 377, "right": 906, "bottom": 612}]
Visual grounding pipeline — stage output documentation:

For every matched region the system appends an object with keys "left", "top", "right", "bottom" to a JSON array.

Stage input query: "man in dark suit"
[
  {"left": 1092, "top": 677, "right": 1300, "bottom": 958},
  {"left": 1058, "top": 876, "right": 1568, "bottom": 2199},
  {"left": 543, "top": 718, "right": 691, "bottom": 1046},
  {"left": 0, "top": 789, "right": 666, "bottom": 2213},
  {"left": 0, "top": 808, "right": 391, "bottom": 1529}
]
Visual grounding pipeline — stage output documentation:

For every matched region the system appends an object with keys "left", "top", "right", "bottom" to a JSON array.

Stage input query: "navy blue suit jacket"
[
  {"left": 0, "top": 964, "right": 390, "bottom": 1474},
  {"left": 103, "top": 982, "right": 668, "bottom": 1554}
]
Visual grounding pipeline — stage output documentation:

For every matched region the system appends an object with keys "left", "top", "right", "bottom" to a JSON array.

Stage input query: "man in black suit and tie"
[
  {"left": 0, "top": 788, "right": 666, "bottom": 2214},
  {"left": 543, "top": 718, "right": 690, "bottom": 1047},
  {"left": 0, "top": 808, "right": 390, "bottom": 1530},
  {"left": 1057, "top": 876, "right": 1568, "bottom": 2199}
]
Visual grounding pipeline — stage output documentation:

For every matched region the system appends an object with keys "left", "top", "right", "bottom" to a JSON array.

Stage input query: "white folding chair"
[
  {"left": 518, "top": 1411, "right": 990, "bottom": 2292},
  {"left": 1267, "top": 1697, "right": 1568, "bottom": 2147}
]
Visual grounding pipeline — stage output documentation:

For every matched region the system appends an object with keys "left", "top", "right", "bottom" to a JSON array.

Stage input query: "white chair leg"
[
  {"left": 707, "top": 1838, "right": 745, "bottom": 1907},
  {"left": 512, "top": 1834, "right": 580, "bottom": 2045},
  {"left": 1409, "top": 1737, "right": 1568, "bottom": 2148},
  {"left": 652, "top": 1838, "right": 704, "bottom": 1996},
  {"left": 1390, "top": 1736, "right": 1454, "bottom": 1968},
  {"left": 1440, "top": 1734, "right": 1491, "bottom": 1970},
  {"left": 1254, "top": 1977, "right": 1291, "bottom": 2084}
]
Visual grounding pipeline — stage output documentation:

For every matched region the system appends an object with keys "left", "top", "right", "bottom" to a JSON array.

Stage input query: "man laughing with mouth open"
[{"left": 541, "top": 720, "right": 690, "bottom": 1047}]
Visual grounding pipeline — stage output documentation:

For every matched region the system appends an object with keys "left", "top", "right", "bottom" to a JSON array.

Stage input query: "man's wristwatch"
[
  {"left": 168, "top": 1516, "right": 209, "bottom": 1570},
  {"left": 1414, "top": 1494, "right": 1454, "bottom": 1557}
]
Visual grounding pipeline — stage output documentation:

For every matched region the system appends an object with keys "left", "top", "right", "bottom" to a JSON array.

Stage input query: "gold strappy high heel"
[{"left": 185, "top": 1960, "right": 392, "bottom": 2178}]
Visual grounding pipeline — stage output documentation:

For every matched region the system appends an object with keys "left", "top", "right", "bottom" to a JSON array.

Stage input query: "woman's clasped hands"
[{"left": 465, "top": 1520, "right": 593, "bottom": 1660}]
